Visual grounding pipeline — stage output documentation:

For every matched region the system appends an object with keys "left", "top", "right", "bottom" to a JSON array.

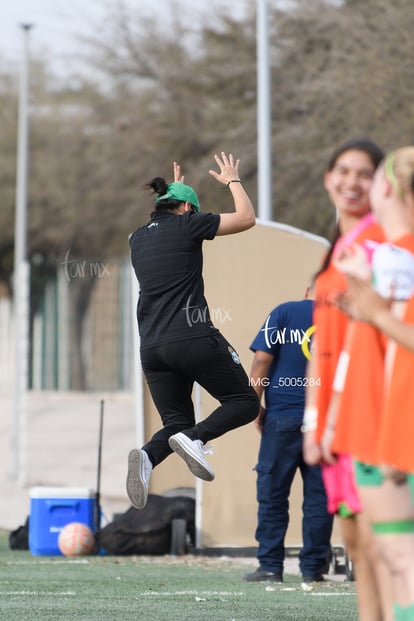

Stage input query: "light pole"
[
  {"left": 12, "top": 23, "right": 33, "bottom": 483},
  {"left": 256, "top": 0, "right": 272, "bottom": 221}
]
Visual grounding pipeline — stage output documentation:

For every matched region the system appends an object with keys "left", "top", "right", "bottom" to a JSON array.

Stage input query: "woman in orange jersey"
[
  {"left": 340, "top": 278, "right": 414, "bottom": 478},
  {"left": 302, "top": 138, "right": 393, "bottom": 621},
  {"left": 328, "top": 147, "right": 414, "bottom": 621}
]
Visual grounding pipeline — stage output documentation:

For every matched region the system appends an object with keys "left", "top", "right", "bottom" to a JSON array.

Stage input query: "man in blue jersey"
[{"left": 244, "top": 293, "right": 333, "bottom": 583}]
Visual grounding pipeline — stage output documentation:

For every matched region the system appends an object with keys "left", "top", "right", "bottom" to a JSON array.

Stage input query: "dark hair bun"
[{"left": 143, "top": 176, "right": 169, "bottom": 196}]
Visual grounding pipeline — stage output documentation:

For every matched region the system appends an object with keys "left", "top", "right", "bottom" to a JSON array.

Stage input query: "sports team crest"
[{"left": 228, "top": 346, "right": 241, "bottom": 364}]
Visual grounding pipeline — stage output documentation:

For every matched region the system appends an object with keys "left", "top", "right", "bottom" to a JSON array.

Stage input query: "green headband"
[
  {"left": 156, "top": 182, "right": 200, "bottom": 211},
  {"left": 384, "top": 152, "right": 405, "bottom": 198}
]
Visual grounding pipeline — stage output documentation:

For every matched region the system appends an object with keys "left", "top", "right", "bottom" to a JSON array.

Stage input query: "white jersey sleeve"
[{"left": 371, "top": 243, "right": 414, "bottom": 300}]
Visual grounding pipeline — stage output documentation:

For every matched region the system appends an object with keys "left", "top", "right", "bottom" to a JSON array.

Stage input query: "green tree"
[
  {"left": 0, "top": 65, "right": 18, "bottom": 287},
  {"left": 268, "top": 0, "right": 414, "bottom": 233},
  {"left": 2, "top": 0, "right": 414, "bottom": 282}
]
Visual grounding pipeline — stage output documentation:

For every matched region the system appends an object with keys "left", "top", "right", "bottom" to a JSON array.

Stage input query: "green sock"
[{"left": 394, "top": 604, "right": 404, "bottom": 621}]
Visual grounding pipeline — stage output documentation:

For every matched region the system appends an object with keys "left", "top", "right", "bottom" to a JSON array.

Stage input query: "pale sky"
[
  {"left": 0, "top": 0, "right": 248, "bottom": 72},
  {"left": 1, "top": 0, "right": 109, "bottom": 62}
]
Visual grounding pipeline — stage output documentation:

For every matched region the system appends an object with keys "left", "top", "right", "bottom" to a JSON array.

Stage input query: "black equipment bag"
[
  {"left": 9, "top": 516, "right": 29, "bottom": 550},
  {"left": 96, "top": 494, "right": 195, "bottom": 555}
]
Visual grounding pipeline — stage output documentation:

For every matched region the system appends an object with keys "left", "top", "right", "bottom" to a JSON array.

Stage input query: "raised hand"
[
  {"left": 173, "top": 161, "right": 184, "bottom": 183},
  {"left": 209, "top": 152, "right": 241, "bottom": 186}
]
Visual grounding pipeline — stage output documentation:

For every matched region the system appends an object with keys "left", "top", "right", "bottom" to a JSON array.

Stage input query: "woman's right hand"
[
  {"left": 336, "top": 275, "right": 392, "bottom": 324},
  {"left": 173, "top": 161, "right": 184, "bottom": 183}
]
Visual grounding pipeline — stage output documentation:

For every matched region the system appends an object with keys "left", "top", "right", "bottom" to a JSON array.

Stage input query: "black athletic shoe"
[
  {"left": 243, "top": 567, "right": 283, "bottom": 583},
  {"left": 301, "top": 574, "right": 325, "bottom": 583}
]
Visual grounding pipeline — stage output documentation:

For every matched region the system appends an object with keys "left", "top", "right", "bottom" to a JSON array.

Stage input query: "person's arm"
[
  {"left": 320, "top": 391, "right": 342, "bottom": 465},
  {"left": 319, "top": 321, "right": 354, "bottom": 464},
  {"left": 302, "top": 349, "right": 323, "bottom": 466},
  {"left": 343, "top": 276, "right": 414, "bottom": 352},
  {"left": 373, "top": 309, "right": 414, "bottom": 351},
  {"left": 208, "top": 152, "right": 256, "bottom": 235},
  {"left": 336, "top": 275, "right": 414, "bottom": 351},
  {"left": 249, "top": 350, "right": 273, "bottom": 434}
]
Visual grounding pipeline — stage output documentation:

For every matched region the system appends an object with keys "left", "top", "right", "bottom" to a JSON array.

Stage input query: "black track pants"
[{"left": 140, "top": 333, "right": 260, "bottom": 467}]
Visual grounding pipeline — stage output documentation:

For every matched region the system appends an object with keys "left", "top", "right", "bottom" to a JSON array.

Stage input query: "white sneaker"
[
  {"left": 126, "top": 449, "right": 153, "bottom": 509},
  {"left": 168, "top": 432, "right": 215, "bottom": 481}
]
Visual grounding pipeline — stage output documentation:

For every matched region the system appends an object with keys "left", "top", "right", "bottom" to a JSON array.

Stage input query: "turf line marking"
[
  {"left": 143, "top": 590, "right": 244, "bottom": 597},
  {"left": 6, "top": 560, "right": 89, "bottom": 566},
  {"left": 311, "top": 592, "right": 355, "bottom": 596},
  {"left": 0, "top": 591, "right": 76, "bottom": 596}
]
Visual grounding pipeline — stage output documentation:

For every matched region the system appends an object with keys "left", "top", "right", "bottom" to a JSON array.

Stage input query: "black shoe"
[
  {"left": 243, "top": 567, "right": 283, "bottom": 583},
  {"left": 301, "top": 573, "right": 325, "bottom": 583}
]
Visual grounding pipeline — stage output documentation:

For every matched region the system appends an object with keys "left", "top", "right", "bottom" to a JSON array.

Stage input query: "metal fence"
[{"left": 1, "top": 255, "right": 136, "bottom": 394}]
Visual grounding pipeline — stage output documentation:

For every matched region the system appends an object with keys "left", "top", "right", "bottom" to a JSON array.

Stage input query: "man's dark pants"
[{"left": 255, "top": 411, "right": 333, "bottom": 576}]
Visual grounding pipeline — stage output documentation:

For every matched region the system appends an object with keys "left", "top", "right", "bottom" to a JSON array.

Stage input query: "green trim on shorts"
[
  {"left": 394, "top": 602, "right": 414, "bottom": 621},
  {"left": 408, "top": 474, "right": 414, "bottom": 505},
  {"left": 372, "top": 519, "right": 414, "bottom": 535},
  {"left": 401, "top": 603, "right": 414, "bottom": 621},
  {"left": 337, "top": 501, "right": 355, "bottom": 518},
  {"left": 354, "top": 460, "right": 384, "bottom": 487}
]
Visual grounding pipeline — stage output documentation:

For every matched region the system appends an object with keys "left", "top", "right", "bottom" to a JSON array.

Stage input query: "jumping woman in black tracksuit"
[{"left": 127, "top": 152, "right": 259, "bottom": 509}]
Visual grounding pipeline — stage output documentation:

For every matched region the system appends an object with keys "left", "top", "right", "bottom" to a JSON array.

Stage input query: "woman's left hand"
[{"left": 173, "top": 161, "right": 184, "bottom": 183}]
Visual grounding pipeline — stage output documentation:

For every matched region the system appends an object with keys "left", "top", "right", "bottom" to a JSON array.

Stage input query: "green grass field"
[{"left": 0, "top": 531, "right": 357, "bottom": 621}]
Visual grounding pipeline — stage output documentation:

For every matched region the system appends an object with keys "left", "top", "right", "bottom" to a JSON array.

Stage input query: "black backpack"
[
  {"left": 96, "top": 494, "right": 195, "bottom": 556},
  {"left": 9, "top": 517, "right": 29, "bottom": 550}
]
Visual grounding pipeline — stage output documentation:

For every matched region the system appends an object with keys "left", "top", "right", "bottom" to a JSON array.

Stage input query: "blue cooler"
[{"left": 29, "top": 486, "right": 96, "bottom": 556}]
